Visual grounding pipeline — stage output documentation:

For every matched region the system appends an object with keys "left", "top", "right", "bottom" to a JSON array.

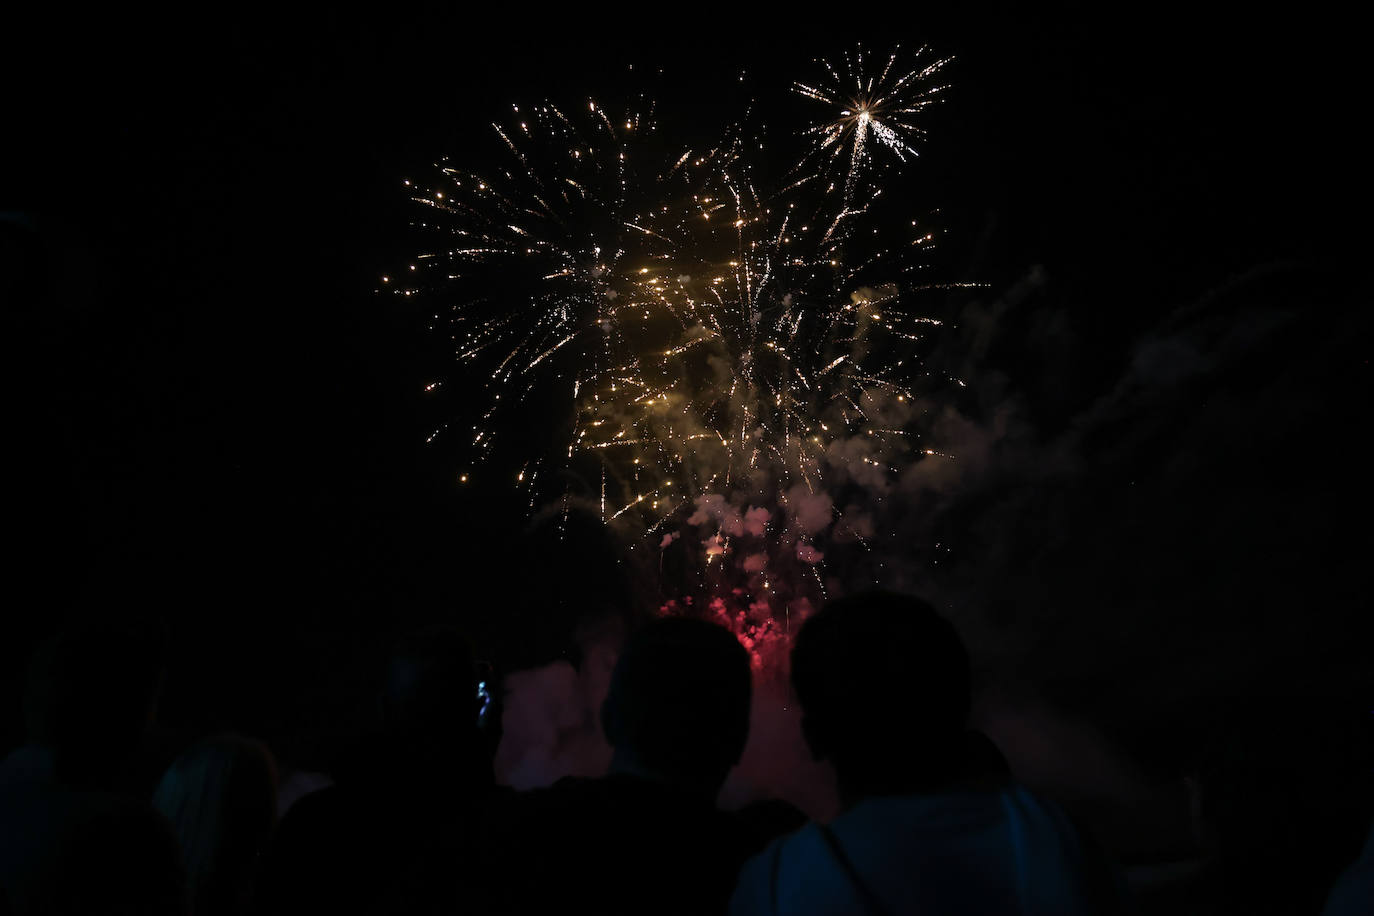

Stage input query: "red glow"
[{"left": 659, "top": 589, "right": 812, "bottom": 674}]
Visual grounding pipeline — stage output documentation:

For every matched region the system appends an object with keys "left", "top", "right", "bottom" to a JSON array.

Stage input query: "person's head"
[
  {"left": 382, "top": 625, "right": 478, "bottom": 744},
  {"left": 601, "top": 616, "right": 752, "bottom": 798},
  {"left": 153, "top": 735, "right": 278, "bottom": 912},
  {"left": 791, "top": 591, "right": 971, "bottom": 802},
  {"left": 23, "top": 619, "right": 166, "bottom": 789}
]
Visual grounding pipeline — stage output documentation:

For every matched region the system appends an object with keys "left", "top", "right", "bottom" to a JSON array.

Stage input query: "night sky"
[{"left": 3, "top": 7, "right": 1367, "bottom": 763}]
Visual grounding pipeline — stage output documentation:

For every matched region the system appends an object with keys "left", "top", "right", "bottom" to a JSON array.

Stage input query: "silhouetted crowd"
[{"left": 3, "top": 593, "right": 1371, "bottom": 915}]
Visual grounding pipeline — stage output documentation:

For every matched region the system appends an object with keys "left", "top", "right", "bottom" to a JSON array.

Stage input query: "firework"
[
  {"left": 793, "top": 44, "right": 953, "bottom": 208},
  {"left": 389, "top": 47, "right": 968, "bottom": 662}
]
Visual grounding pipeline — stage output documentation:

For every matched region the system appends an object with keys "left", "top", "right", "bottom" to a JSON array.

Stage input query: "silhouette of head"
[
  {"left": 22, "top": 620, "right": 166, "bottom": 789},
  {"left": 382, "top": 626, "right": 478, "bottom": 743},
  {"left": 153, "top": 735, "right": 278, "bottom": 914},
  {"left": 601, "top": 617, "right": 751, "bottom": 797},
  {"left": 791, "top": 591, "right": 971, "bottom": 800}
]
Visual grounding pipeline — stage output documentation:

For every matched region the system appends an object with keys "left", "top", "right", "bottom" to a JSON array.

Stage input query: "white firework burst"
[{"left": 794, "top": 44, "right": 953, "bottom": 205}]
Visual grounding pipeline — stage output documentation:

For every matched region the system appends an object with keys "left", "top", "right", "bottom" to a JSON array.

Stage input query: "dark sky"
[{"left": 3, "top": 6, "right": 1366, "bottom": 751}]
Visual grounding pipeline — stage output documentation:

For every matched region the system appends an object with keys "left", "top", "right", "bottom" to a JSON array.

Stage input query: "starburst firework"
[{"left": 793, "top": 44, "right": 953, "bottom": 206}]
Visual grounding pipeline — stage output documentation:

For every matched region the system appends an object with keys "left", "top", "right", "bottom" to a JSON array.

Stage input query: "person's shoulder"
[
  {"left": 839, "top": 788, "right": 1008, "bottom": 835},
  {"left": 1322, "top": 824, "right": 1374, "bottom": 916},
  {"left": 973, "top": 784, "right": 1094, "bottom": 856},
  {"left": 1323, "top": 863, "right": 1374, "bottom": 916},
  {"left": 731, "top": 822, "right": 852, "bottom": 916},
  {"left": 731, "top": 826, "right": 793, "bottom": 916},
  {"left": 741, "top": 821, "right": 831, "bottom": 870},
  {"left": 999, "top": 784, "right": 1128, "bottom": 913}
]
